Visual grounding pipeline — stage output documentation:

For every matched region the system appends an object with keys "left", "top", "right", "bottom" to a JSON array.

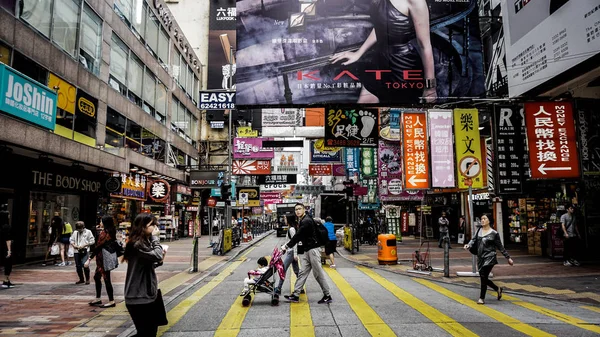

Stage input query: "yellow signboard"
[
  {"left": 48, "top": 73, "right": 76, "bottom": 114},
  {"left": 238, "top": 126, "right": 258, "bottom": 137},
  {"left": 223, "top": 229, "right": 232, "bottom": 253},
  {"left": 453, "top": 109, "right": 484, "bottom": 189}
]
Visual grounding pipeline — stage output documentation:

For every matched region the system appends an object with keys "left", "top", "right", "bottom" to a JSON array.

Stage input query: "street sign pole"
[{"left": 457, "top": 175, "right": 479, "bottom": 277}]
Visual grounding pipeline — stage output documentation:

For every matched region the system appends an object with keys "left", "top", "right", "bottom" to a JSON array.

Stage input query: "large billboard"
[
  {"left": 208, "top": 0, "right": 236, "bottom": 91},
  {"left": 502, "top": 0, "right": 600, "bottom": 97},
  {"left": 236, "top": 0, "right": 485, "bottom": 105}
]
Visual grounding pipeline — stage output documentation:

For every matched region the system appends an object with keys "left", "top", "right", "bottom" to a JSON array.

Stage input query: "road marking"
[
  {"left": 357, "top": 266, "right": 477, "bottom": 337},
  {"left": 157, "top": 248, "right": 256, "bottom": 337},
  {"left": 502, "top": 294, "right": 600, "bottom": 334},
  {"left": 413, "top": 279, "right": 554, "bottom": 337},
  {"left": 324, "top": 268, "right": 397, "bottom": 337},
  {"left": 581, "top": 305, "right": 600, "bottom": 314},
  {"left": 290, "top": 273, "right": 315, "bottom": 337}
]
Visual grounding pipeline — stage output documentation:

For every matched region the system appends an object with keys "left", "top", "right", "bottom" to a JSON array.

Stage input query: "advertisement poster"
[
  {"left": 333, "top": 164, "right": 346, "bottom": 176},
  {"left": 309, "top": 164, "right": 332, "bottom": 176},
  {"left": 208, "top": 0, "right": 236, "bottom": 91},
  {"left": 310, "top": 140, "right": 341, "bottom": 162},
  {"left": 525, "top": 102, "right": 580, "bottom": 179},
  {"left": 273, "top": 151, "right": 300, "bottom": 173},
  {"left": 262, "top": 108, "right": 302, "bottom": 127},
  {"left": 493, "top": 105, "right": 525, "bottom": 193},
  {"left": 428, "top": 109, "right": 455, "bottom": 188},
  {"left": 324, "top": 107, "right": 379, "bottom": 148},
  {"left": 454, "top": 109, "right": 483, "bottom": 189},
  {"left": 378, "top": 140, "right": 403, "bottom": 201},
  {"left": 502, "top": 0, "right": 600, "bottom": 97},
  {"left": 233, "top": 138, "right": 274, "bottom": 159},
  {"left": 379, "top": 108, "right": 401, "bottom": 142},
  {"left": 345, "top": 148, "right": 360, "bottom": 174},
  {"left": 236, "top": 0, "right": 484, "bottom": 105},
  {"left": 233, "top": 160, "right": 272, "bottom": 175},
  {"left": 236, "top": 186, "right": 260, "bottom": 207},
  {"left": 402, "top": 113, "right": 429, "bottom": 189},
  {"left": 256, "top": 174, "right": 296, "bottom": 185},
  {"left": 360, "top": 148, "right": 377, "bottom": 177},
  {"left": 576, "top": 100, "right": 600, "bottom": 175}
]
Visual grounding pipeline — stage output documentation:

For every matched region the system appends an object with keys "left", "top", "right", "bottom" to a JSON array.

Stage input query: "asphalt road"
[{"left": 157, "top": 234, "right": 600, "bottom": 337}]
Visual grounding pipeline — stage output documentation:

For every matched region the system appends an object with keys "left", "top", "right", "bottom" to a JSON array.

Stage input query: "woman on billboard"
[{"left": 330, "top": 0, "right": 437, "bottom": 104}]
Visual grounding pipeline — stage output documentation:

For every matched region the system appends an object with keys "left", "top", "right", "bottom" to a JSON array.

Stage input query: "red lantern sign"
[{"left": 207, "top": 197, "right": 217, "bottom": 208}]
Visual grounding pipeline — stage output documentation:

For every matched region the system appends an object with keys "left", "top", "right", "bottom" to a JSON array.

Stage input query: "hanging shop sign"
[
  {"left": 332, "top": 164, "right": 346, "bottom": 177},
  {"left": 199, "top": 91, "right": 235, "bottom": 110},
  {"left": 358, "top": 177, "right": 378, "bottom": 205},
  {"left": 273, "top": 151, "right": 300, "bottom": 173},
  {"left": 310, "top": 140, "right": 341, "bottom": 163},
  {"left": 429, "top": 110, "right": 455, "bottom": 188},
  {"left": 104, "top": 176, "right": 122, "bottom": 194},
  {"left": 76, "top": 89, "right": 97, "bottom": 118},
  {"left": 260, "top": 192, "right": 281, "bottom": 200},
  {"left": 493, "top": 105, "right": 525, "bottom": 194},
  {"left": 233, "top": 138, "right": 274, "bottom": 159},
  {"left": 454, "top": 109, "right": 484, "bottom": 189},
  {"left": 0, "top": 64, "right": 57, "bottom": 130},
  {"left": 261, "top": 184, "right": 291, "bottom": 190},
  {"left": 378, "top": 140, "right": 403, "bottom": 201},
  {"left": 176, "top": 185, "right": 192, "bottom": 195},
  {"left": 324, "top": 108, "right": 379, "bottom": 148},
  {"left": 235, "top": 1, "right": 484, "bottom": 105},
  {"left": 233, "top": 160, "right": 272, "bottom": 175},
  {"left": 190, "top": 171, "right": 222, "bottom": 187},
  {"left": 313, "top": 138, "right": 341, "bottom": 153},
  {"left": 210, "top": 121, "right": 225, "bottom": 129},
  {"left": 262, "top": 108, "right": 302, "bottom": 127},
  {"left": 110, "top": 173, "right": 147, "bottom": 200},
  {"left": 236, "top": 186, "right": 260, "bottom": 207},
  {"left": 256, "top": 174, "right": 297, "bottom": 185},
  {"left": 207, "top": 197, "right": 217, "bottom": 207},
  {"left": 148, "top": 179, "right": 170, "bottom": 203},
  {"left": 525, "top": 102, "right": 580, "bottom": 179},
  {"left": 237, "top": 126, "right": 258, "bottom": 137},
  {"left": 402, "top": 112, "right": 429, "bottom": 189},
  {"left": 309, "top": 164, "right": 332, "bottom": 176},
  {"left": 295, "top": 185, "right": 326, "bottom": 195},
  {"left": 360, "top": 148, "right": 377, "bottom": 177},
  {"left": 576, "top": 100, "right": 600, "bottom": 175},
  {"left": 345, "top": 148, "right": 360, "bottom": 173}
]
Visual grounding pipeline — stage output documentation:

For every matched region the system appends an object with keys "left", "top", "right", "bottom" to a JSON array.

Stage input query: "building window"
[
  {"left": 133, "top": 2, "right": 146, "bottom": 39},
  {"left": 125, "top": 119, "right": 142, "bottom": 150},
  {"left": 12, "top": 51, "right": 48, "bottom": 86},
  {"left": 171, "top": 97, "right": 179, "bottom": 132},
  {"left": 19, "top": 0, "right": 52, "bottom": 38},
  {"left": 127, "top": 53, "right": 143, "bottom": 104},
  {"left": 114, "top": 0, "right": 132, "bottom": 26},
  {"left": 155, "top": 83, "right": 167, "bottom": 123},
  {"left": 80, "top": 4, "right": 102, "bottom": 75},
  {"left": 175, "top": 51, "right": 182, "bottom": 85},
  {"left": 143, "top": 69, "right": 156, "bottom": 111},
  {"left": 141, "top": 129, "right": 165, "bottom": 160},
  {"left": 109, "top": 35, "right": 128, "bottom": 94},
  {"left": 51, "top": 0, "right": 81, "bottom": 57},
  {"left": 158, "top": 28, "right": 169, "bottom": 66},
  {"left": 73, "top": 103, "right": 97, "bottom": 147},
  {"left": 194, "top": 77, "right": 200, "bottom": 104},
  {"left": 106, "top": 108, "right": 126, "bottom": 148},
  {"left": 145, "top": 12, "right": 159, "bottom": 54},
  {"left": 0, "top": 42, "right": 11, "bottom": 65}
]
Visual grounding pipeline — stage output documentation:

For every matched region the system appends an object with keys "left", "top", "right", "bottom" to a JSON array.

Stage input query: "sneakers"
[
  {"left": 56, "top": 262, "right": 66, "bottom": 267},
  {"left": 318, "top": 295, "right": 333, "bottom": 304},
  {"left": 570, "top": 259, "right": 581, "bottom": 266},
  {"left": 67, "top": 261, "right": 73, "bottom": 266},
  {"left": 330, "top": 264, "right": 336, "bottom": 269},
  {"left": 563, "top": 260, "right": 572, "bottom": 266},
  {"left": 2, "top": 281, "right": 14, "bottom": 288},
  {"left": 284, "top": 294, "right": 299, "bottom": 302},
  {"left": 300, "top": 289, "right": 305, "bottom": 294}
]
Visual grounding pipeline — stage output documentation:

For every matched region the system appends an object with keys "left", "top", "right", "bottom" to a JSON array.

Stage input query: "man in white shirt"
[{"left": 70, "top": 221, "right": 95, "bottom": 285}]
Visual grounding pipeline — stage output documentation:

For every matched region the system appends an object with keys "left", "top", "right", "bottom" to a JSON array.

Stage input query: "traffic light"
[{"left": 221, "top": 184, "right": 232, "bottom": 200}]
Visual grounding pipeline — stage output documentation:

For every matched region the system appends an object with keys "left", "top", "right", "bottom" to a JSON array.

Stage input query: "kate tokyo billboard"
[{"left": 236, "top": 0, "right": 484, "bottom": 105}]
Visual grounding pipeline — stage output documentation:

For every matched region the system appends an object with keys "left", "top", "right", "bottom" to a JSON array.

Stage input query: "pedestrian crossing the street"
[{"left": 158, "top": 243, "right": 600, "bottom": 337}]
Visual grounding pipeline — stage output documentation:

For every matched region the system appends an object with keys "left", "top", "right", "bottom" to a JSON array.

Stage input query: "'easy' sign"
[
  {"left": 0, "top": 64, "right": 57, "bottom": 130},
  {"left": 200, "top": 92, "right": 235, "bottom": 103}
]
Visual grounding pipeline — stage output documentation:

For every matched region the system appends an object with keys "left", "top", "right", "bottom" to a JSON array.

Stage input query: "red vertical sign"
[
  {"left": 525, "top": 102, "right": 580, "bottom": 179},
  {"left": 401, "top": 212, "right": 409, "bottom": 233}
]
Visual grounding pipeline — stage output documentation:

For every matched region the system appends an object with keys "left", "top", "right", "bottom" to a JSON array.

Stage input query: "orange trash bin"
[{"left": 377, "top": 234, "right": 398, "bottom": 265}]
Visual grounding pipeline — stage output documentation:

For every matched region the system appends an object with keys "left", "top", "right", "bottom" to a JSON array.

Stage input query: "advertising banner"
[
  {"left": 332, "top": 164, "right": 346, "bottom": 176},
  {"left": 576, "top": 100, "right": 600, "bottom": 175},
  {"left": 262, "top": 108, "right": 302, "bottom": 127},
  {"left": 454, "top": 109, "right": 484, "bottom": 189},
  {"left": 379, "top": 108, "right": 401, "bottom": 142},
  {"left": 493, "top": 106, "right": 525, "bottom": 193},
  {"left": 237, "top": 126, "right": 258, "bottom": 137},
  {"left": 502, "top": 0, "right": 600, "bottom": 97},
  {"left": 236, "top": 186, "right": 260, "bottom": 207},
  {"left": 0, "top": 64, "right": 57, "bottom": 130},
  {"left": 261, "top": 184, "right": 291, "bottom": 190},
  {"left": 76, "top": 90, "right": 97, "bottom": 119},
  {"left": 233, "top": 160, "right": 271, "bottom": 175},
  {"left": 525, "top": 102, "right": 580, "bottom": 179},
  {"left": 310, "top": 140, "right": 341, "bottom": 163},
  {"left": 345, "top": 148, "right": 360, "bottom": 173},
  {"left": 208, "top": 0, "right": 236, "bottom": 91},
  {"left": 360, "top": 148, "right": 377, "bottom": 177},
  {"left": 256, "top": 174, "right": 297, "bottom": 185},
  {"left": 402, "top": 113, "right": 429, "bottom": 189},
  {"left": 236, "top": 0, "right": 484, "bottom": 105},
  {"left": 233, "top": 138, "right": 274, "bottom": 159},
  {"left": 309, "top": 164, "right": 332, "bottom": 176},
  {"left": 110, "top": 173, "right": 147, "bottom": 201},
  {"left": 378, "top": 140, "right": 403, "bottom": 201},
  {"left": 273, "top": 151, "right": 300, "bottom": 173},
  {"left": 324, "top": 107, "right": 378, "bottom": 148},
  {"left": 429, "top": 109, "right": 455, "bottom": 188},
  {"left": 190, "top": 171, "right": 222, "bottom": 187}
]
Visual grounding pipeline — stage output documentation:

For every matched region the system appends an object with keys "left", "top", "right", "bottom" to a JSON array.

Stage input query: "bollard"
[{"left": 443, "top": 235, "right": 449, "bottom": 277}]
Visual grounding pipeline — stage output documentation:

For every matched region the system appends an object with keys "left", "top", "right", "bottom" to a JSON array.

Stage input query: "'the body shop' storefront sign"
[{"left": 32, "top": 170, "right": 101, "bottom": 193}]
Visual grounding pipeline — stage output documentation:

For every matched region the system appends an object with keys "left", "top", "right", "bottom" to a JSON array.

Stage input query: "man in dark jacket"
[
  {"left": 1, "top": 208, "right": 14, "bottom": 288},
  {"left": 281, "top": 203, "right": 332, "bottom": 304}
]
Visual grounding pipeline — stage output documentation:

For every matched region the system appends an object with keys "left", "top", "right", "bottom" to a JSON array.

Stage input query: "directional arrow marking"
[
  {"left": 408, "top": 175, "right": 427, "bottom": 186},
  {"left": 538, "top": 163, "right": 572, "bottom": 175}
]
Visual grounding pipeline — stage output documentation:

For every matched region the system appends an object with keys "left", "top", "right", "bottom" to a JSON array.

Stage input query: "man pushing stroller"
[{"left": 281, "top": 203, "right": 333, "bottom": 304}]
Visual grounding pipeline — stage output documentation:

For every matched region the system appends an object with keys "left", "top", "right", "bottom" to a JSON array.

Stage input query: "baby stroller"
[
  {"left": 240, "top": 247, "right": 285, "bottom": 306},
  {"left": 412, "top": 241, "right": 433, "bottom": 271}
]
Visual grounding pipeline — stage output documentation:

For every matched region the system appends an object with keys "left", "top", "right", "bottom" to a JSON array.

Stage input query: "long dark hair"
[
  {"left": 481, "top": 213, "right": 494, "bottom": 226},
  {"left": 101, "top": 216, "right": 117, "bottom": 240},
  {"left": 123, "top": 213, "right": 156, "bottom": 262},
  {"left": 51, "top": 216, "right": 64, "bottom": 233}
]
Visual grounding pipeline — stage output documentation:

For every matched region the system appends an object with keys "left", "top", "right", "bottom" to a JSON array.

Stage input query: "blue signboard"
[
  {"left": 211, "top": 188, "right": 222, "bottom": 197},
  {"left": 345, "top": 148, "right": 360, "bottom": 172},
  {"left": 0, "top": 64, "right": 57, "bottom": 130}
]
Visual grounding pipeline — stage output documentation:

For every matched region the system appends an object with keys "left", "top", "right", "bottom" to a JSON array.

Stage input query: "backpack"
[{"left": 313, "top": 219, "right": 330, "bottom": 247}]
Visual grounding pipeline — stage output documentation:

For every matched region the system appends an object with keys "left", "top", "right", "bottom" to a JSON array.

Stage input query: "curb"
[
  {"left": 337, "top": 248, "right": 598, "bottom": 305},
  {"left": 117, "top": 230, "right": 274, "bottom": 337}
]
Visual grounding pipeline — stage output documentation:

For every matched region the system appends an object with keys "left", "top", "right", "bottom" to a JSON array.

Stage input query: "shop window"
[
  {"left": 109, "top": 35, "right": 128, "bottom": 94},
  {"left": 106, "top": 108, "right": 126, "bottom": 148},
  {"left": 145, "top": 12, "right": 159, "bottom": 54},
  {"left": 80, "top": 4, "right": 102, "bottom": 76},
  {"left": 55, "top": 108, "right": 74, "bottom": 139},
  {"left": 51, "top": 0, "right": 80, "bottom": 57},
  {"left": 19, "top": 0, "right": 52, "bottom": 38},
  {"left": 158, "top": 28, "right": 169, "bottom": 66},
  {"left": 12, "top": 51, "right": 48, "bottom": 85},
  {"left": 0, "top": 42, "right": 11, "bottom": 65},
  {"left": 143, "top": 69, "right": 156, "bottom": 109},
  {"left": 125, "top": 119, "right": 142, "bottom": 150}
]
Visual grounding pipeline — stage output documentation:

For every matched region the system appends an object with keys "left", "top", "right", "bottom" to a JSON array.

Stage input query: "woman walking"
[
  {"left": 123, "top": 213, "right": 167, "bottom": 337},
  {"left": 58, "top": 220, "right": 73, "bottom": 266},
  {"left": 274, "top": 215, "right": 300, "bottom": 295},
  {"left": 88, "top": 216, "right": 118, "bottom": 308},
  {"left": 43, "top": 216, "right": 62, "bottom": 266},
  {"left": 324, "top": 217, "right": 337, "bottom": 268},
  {"left": 464, "top": 213, "right": 514, "bottom": 304}
]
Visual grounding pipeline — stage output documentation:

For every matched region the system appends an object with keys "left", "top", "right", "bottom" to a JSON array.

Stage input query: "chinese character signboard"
[
  {"left": 429, "top": 110, "right": 455, "bottom": 188},
  {"left": 402, "top": 113, "right": 429, "bottom": 189},
  {"left": 237, "top": 126, "right": 258, "bottom": 137},
  {"left": 233, "top": 138, "right": 274, "bottom": 159},
  {"left": 345, "top": 148, "right": 360, "bottom": 173},
  {"left": 0, "top": 64, "right": 57, "bottom": 130},
  {"left": 360, "top": 148, "right": 377, "bottom": 177},
  {"left": 454, "top": 109, "right": 484, "bottom": 189},
  {"left": 273, "top": 151, "right": 300, "bottom": 173},
  {"left": 262, "top": 108, "right": 302, "bottom": 127},
  {"left": 309, "top": 164, "right": 332, "bottom": 176},
  {"left": 378, "top": 140, "right": 402, "bottom": 201},
  {"left": 324, "top": 108, "right": 378, "bottom": 148},
  {"left": 525, "top": 102, "right": 580, "bottom": 179},
  {"left": 233, "top": 160, "right": 271, "bottom": 175},
  {"left": 111, "top": 174, "right": 147, "bottom": 201},
  {"left": 256, "top": 174, "right": 296, "bottom": 185},
  {"left": 236, "top": 1, "right": 484, "bottom": 105},
  {"left": 576, "top": 100, "right": 600, "bottom": 175},
  {"left": 493, "top": 106, "right": 525, "bottom": 193},
  {"left": 310, "top": 140, "right": 341, "bottom": 162},
  {"left": 148, "top": 179, "right": 170, "bottom": 203}
]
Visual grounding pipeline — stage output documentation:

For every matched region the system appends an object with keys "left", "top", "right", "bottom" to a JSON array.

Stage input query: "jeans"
[
  {"left": 277, "top": 251, "right": 299, "bottom": 290},
  {"left": 293, "top": 248, "right": 330, "bottom": 297},
  {"left": 74, "top": 252, "right": 90, "bottom": 282},
  {"left": 479, "top": 265, "right": 499, "bottom": 300},
  {"left": 126, "top": 302, "right": 158, "bottom": 337},
  {"left": 94, "top": 268, "right": 114, "bottom": 301}
]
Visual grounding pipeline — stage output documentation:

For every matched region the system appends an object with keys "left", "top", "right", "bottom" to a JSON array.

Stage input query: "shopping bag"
[
  {"left": 67, "top": 245, "right": 74, "bottom": 258},
  {"left": 457, "top": 233, "right": 465, "bottom": 244},
  {"left": 50, "top": 243, "right": 60, "bottom": 256},
  {"left": 153, "top": 289, "right": 168, "bottom": 326},
  {"left": 102, "top": 248, "right": 118, "bottom": 271}
]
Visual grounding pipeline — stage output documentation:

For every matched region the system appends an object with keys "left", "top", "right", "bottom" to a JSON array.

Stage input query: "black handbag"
[
  {"left": 468, "top": 227, "right": 482, "bottom": 255},
  {"left": 153, "top": 289, "right": 168, "bottom": 326}
]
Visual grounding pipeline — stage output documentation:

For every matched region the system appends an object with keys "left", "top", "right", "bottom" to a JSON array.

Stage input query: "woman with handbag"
[
  {"left": 88, "top": 216, "right": 119, "bottom": 308},
  {"left": 123, "top": 213, "right": 168, "bottom": 337},
  {"left": 43, "top": 216, "right": 62, "bottom": 266},
  {"left": 70, "top": 221, "right": 95, "bottom": 285},
  {"left": 464, "top": 214, "right": 514, "bottom": 305}
]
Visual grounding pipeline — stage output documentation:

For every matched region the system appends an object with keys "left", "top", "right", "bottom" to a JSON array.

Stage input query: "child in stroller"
[{"left": 240, "top": 247, "right": 285, "bottom": 306}]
